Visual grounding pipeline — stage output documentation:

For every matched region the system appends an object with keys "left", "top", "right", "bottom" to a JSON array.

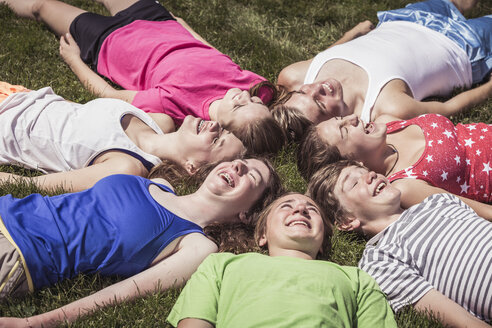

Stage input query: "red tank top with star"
[{"left": 387, "top": 114, "right": 491, "bottom": 203}]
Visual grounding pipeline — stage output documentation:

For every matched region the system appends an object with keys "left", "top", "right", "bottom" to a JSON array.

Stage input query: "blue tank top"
[{"left": 0, "top": 175, "right": 204, "bottom": 289}]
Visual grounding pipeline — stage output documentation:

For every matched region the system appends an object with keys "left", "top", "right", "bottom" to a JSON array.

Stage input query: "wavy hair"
[
  {"left": 307, "top": 160, "right": 365, "bottom": 226},
  {"left": 297, "top": 125, "right": 343, "bottom": 181}
]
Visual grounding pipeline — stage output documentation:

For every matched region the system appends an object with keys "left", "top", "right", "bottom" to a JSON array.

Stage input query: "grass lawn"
[{"left": 0, "top": 0, "right": 491, "bottom": 326}]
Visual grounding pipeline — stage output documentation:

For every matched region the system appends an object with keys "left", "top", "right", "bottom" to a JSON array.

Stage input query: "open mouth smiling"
[
  {"left": 287, "top": 219, "right": 311, "bottom": 229},
  {"left": 219, "top": 172, "right": 235, "bottom": 187},
  {"left": 197, "top": 119, "right": 205, "bottom": 133},
  {"left": 374, "top": 181, "right": 387, "bottom": 195}
]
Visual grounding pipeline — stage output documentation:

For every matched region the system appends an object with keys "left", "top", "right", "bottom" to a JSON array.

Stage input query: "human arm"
[
  {"left": 415, "top": 289, "right": 491, "bottom": 328},
  {"left": 277, "top": 20, "right": 373, "bottom": 90},
  {"left": 4, "top": 233, "right": 217, "bottom": 328},
  {"left": 147, "top": 113, "right": 176, "bottom": 133},
  {"left": 0, "top": 153, "right": 147, "bottom": 192},
  {"left": 172, "top": 15, "right": 216, "bottom": 50},
  {"left": 178, "top": 318, "right": 214, "bottom": 328},
  {"left": 59, "top": 33, "right": 137, "bottom": 103},
  {"left": 393, "top": 179, "right": 492, "bottom": 221},
  {"left": 378, "top": 74, "right": 492, "bottom": 119}
]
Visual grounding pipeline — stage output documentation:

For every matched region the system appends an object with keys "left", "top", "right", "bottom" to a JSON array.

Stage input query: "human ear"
[
  {"left": 258, "top": 234, "right": 267, "bottom": 247},
  {"left": 238, "top": 212, "right": 251, "bottom": 224},
  {"left": 336, "top": 217, "right": 360, "bottom": 231},
  {"left": 184, "top": 161, "right": 197, "bottom": 175}
]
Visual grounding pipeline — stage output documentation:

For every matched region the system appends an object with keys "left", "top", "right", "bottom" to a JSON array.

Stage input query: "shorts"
[
  {"left": 0, "top": 230, "right": 29, "bottom": 299},
  {"left": 0, "top": 81, "right": 30, "bottom": 104},
  {"left": 378, "top": 0, "right": 492, "bottom": 83},
  {"left": 69, "top": 0, "right": 175, "bottom": 69}
]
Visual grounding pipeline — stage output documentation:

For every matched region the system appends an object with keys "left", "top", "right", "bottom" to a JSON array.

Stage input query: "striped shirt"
[{"left": 359, "top": 193, "right": 492, "bottom": 320}]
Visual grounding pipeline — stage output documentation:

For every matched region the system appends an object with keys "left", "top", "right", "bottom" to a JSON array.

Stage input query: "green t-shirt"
[{"left": 167, "top": 252, "right": 396, "bottom": 327}]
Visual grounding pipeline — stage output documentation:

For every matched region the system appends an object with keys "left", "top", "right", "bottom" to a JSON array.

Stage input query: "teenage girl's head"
[
  {"left": 271, "top": 80, "right": 348, "bottom": 142},
  {"left": 199, "top": 157, "right": 283, "bottom": 224},
  {"left": 217, "top": 83, "right": 286, "bottom": 155},
  {"left": 297, "top": 114, "right": 386, "bottom": 180},
  {"left": 149, "top": 116, "right": 247, "bottom": 184},
  {"left": 254, "top": 192, "right": 332, "bottom": 260}
]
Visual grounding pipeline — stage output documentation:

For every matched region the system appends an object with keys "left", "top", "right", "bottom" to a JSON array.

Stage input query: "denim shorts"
[{"left": 378, "top": 0, "right": 492, "bottom": 83}]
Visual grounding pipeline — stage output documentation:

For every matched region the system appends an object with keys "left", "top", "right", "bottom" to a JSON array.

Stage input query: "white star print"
[
  {"left": 454, "top": 155, "right": 460, "bottom": 165},
  {"left": 483, "top": 162, "right": 492, "bottom": 175},
  {"left": 441, "top": 171, "right": 448, "bottom": 181},
  {"left": 431, "top": 123, "right": 438, "bottom": 128},
  {"left": 467, "top": 125, "right": 476, "bottom": 131},
  {"left": 480, "top": 136, "right": 485, "bottom": 140},
  {"left": 423, "top": 171, "right": 428, "bottom": 177},
  {"left": 476, "top": 149, "right": 482, "bottom": 156},
  {"left": 443, "top": 130, "right": 453, "bottom": 138},
  {"left": 481, "top": 185, "right": 484, "bottom": 189},
  {"left": 466, "top": 159, "right": 471, "bottom": 165},
  {"left": 485, "top": 193, "right": 488, "bottom": 198},
  {"left": 428, "top": 140, "right": 433, "bottom": 147},
  {"left": 456, "top": 176, "right": 461, "bottom": 183},
  {"left": 460, "top": 181, "right": 470, "bottom": 194},
  {"left": 482, "top": 128, "right": 488, "bottom": 132},
  {"left": 426, "top": 155, "right": 433, "bottom": 162},
  {"left": 437, "top": 139, "right": 443, "bottom": 145},
  {"left": 464, "top": 138, "right": 475, "bottom": 147},
  {"left": 405, "top": 168, "right": 417, "bottom": 179}
]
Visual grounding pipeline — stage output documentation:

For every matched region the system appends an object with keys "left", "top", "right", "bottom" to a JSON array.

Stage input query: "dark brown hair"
[
  {"left": 253, "top": 192, "right": 333, "bottom": 260},
  {"left": 297, "top": 125, "right": 343, "bottom": 181},
  {"left": 234, "top": 117, "right": 286, "bottom": 156},
  {"left": 272, "top": 104, "right": 312, "bottom": 143},
  {"left": 307, "top": 160, "right": 365, "bottom": 226}
]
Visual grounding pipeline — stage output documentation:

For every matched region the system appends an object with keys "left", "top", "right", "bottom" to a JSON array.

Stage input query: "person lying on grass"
[
  {"left": 167, "top": 192, "right": 397, "bottom": 328},
  {"left": 0, "top": 81, "right": 246, "bottom": 192},
  {"left": 308, "top": 160, "right": 492, "bottom": 328},
  {"left": 1, "top": 0, "right": 288, "bottom": 154},
  {"left": 273, "top": 0, "right": 492, "bottom": 142},
  {"left": 0, "top": 158, "right": 281, "bottom": 328},
  {"left": 297, "top": 111, "right": 492, "bottom": 221}
]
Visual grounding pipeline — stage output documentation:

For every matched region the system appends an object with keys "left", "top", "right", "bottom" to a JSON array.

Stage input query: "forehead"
[
  {"left": 316, "top": 118, "right": 340, "bottom": 146},
  {"left": 273, "top": 193, "right": 318, "bottom": 208},
  {"left": 245, "top": 158, "right": 270, "bottom": 180},
  {"left": 217, "top": 131, "right": 245, "bottom": 154},
  {"left": 285, "top": 93, "right": 316, "bottom": 116},
  {"left": 335, "top": 166, "right": 368, "bottom": 193}
]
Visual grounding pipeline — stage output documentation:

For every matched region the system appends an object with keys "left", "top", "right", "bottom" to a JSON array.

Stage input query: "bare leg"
[
  {"left": 93, "top": 0, "right": 140, "bottom": 16},
  {"left": 450, "top": 0, "right": 478, "bottom": 14},
  {"left": 2, "top": 0, "right": 86, "bottom": 36}
]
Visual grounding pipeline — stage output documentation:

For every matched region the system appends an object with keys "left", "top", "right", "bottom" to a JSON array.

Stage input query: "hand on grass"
[
  {"left": 59, "top": 33, "right": 81, "bottom": 66},
  {"left": 344, "top": 20, "right": 374, "bottom": 40}
]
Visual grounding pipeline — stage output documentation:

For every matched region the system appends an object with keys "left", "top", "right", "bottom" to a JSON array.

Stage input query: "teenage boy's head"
[
  {"left": 254, "top": 192, "right": 332, "bottom": 260},
  {"left": 307, "top": 160, "right": 401, "bottom": 236}
]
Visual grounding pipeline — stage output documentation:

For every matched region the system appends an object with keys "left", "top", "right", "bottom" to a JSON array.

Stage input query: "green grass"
[{"left": 0, "top": 0, "right": 491, "bottom": 326}]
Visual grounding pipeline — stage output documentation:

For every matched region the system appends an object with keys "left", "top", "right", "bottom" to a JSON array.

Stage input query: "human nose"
[
  {"left": 341, "top": 114, "right": 358, "bottom": 127},
  {"left": 237, "top": 90, "right": 251, "bottom": 103},
  {"left": 294, "top": 202, "right": 310, "bottom": 216},
  {"left": 232, "top": 160, "right": 246, "bottom": 175},
  {"left": 363, "top": 171, "right": 377, "bottom": 184},
  {"left": 208, "top": 121, "right": 220, "bottom": 133}
]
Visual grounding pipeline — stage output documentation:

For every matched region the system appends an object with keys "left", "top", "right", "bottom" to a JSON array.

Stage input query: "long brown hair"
[{"left": 297, "top": 125, "right": 343, "bottom": 180}]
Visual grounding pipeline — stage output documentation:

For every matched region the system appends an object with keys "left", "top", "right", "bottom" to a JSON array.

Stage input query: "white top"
[
  {"left": 0, "top": 87, "right": 163, "bottom": 173},
  {"left": 359, "top": 193, "right": 492, "bottom": 320},
  {"left": 304, "top": 21, "right": 472, "bottom": 122}
]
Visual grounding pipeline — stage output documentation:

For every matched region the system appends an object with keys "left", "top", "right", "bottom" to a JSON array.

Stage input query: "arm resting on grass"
[
  {"left": 0, "top": 153, "right": 148, "bottom": 192},
  {"left": 394, "top": 179, "right": 492, "bottom": 222},
  {"left": 0, "top": 234, "right": 217, "bottom": 328},
  {"left": 382, "top": 74, "right": 492, "bottom": 119},
  {"left": 277, "top": 20, "right": 374, "bottom": 90},
  {"left": 415, "top": 289, "right": 491, "bottom": 328},
  {"left": 59, "top": 33, "right": 137, "bottom": 103}
]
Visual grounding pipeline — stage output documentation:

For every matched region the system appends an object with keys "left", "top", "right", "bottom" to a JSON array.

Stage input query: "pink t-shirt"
[{"left": 97, "top": 20, "right": 267, "bottom": 125}]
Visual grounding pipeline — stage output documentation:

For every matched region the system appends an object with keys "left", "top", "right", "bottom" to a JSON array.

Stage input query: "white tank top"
[
  {"left": 304, "top": 21, "right": 472, "bottom": 122},
  {"left": 0, "top": 87, "right": 163, "bottom": 173}
]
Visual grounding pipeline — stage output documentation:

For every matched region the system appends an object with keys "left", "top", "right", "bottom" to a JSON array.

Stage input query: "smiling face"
[
  {"left": 316, "top": 114, "right": 386, "bottom": 159},
  {"left": 284, "top": 79, "right": 348, "bottom": 124},
  {"left": 202, "top": 158, "right": 271, "bottom": 219},
  {"left": 333, "top": 166, "right": 401, "bottom": 225},
  {"left": 214, "top": 88, "right": 272, "bottom": 131},
  {"left": 177, "top": 116, "right": 246, "bottom": 173},
  {"left": 258, "top": 193, "right": 325, "bottom": 259}
]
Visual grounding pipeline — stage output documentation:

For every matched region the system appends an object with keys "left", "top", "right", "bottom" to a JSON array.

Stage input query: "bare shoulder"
[
  {"left": 180, "top": 233, "right": 218, "bottom": 254},
  {"left": 277, "top": 59, "right": 313, "bottom": 90},
  {"left": 95, "top": 151, "right": 148, "bottom": 176},
  {"left": 150, "top": 177, "right": 174, "bottom": 191}
]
